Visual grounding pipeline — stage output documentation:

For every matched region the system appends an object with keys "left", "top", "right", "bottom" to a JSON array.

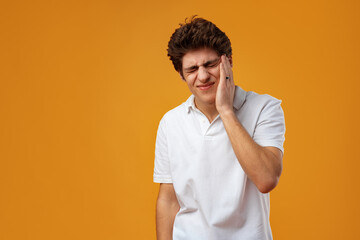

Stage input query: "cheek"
[
  {"left": 214, "top": 81, "right": 220, "bottom": 90},
  {"left": 209, "top": 67, "right": 220, "bottom": 78},
  {"left": 185, "top": 75, "right": 196, "bottom": 86}
]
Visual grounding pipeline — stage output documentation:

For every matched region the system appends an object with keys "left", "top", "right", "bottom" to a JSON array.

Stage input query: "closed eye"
[
  {"left": 204, "top": 58, "right": 221, "bottom": 68},
  {"left": 185, "top": 67, "right": 198, "bottom": 73},
  {"left": 184, "top": 57, "right": 220, "bottom": 73},
  {"left": 208, "top": 62, "right": 219, "bottom": 68}
]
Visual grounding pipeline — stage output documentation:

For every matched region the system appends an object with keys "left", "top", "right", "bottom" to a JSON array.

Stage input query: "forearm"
[
  {"left": 220, "top": 110, "right": 282, "bottom": 193},
  {"left": 156, "top": 198, "right": 179, "bottom": 240}
]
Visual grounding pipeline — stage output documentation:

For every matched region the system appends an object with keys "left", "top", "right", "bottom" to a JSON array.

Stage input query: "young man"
[{"left": 153, "top": 17, "right": 286, "bottom": 240}]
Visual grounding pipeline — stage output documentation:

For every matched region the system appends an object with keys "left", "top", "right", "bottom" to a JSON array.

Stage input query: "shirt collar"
[
  {"left": 185, "top": 95, "right": 196, "bottom": 113},
  {"left": 185, "top": 85, "right": 247, "bottom": 113}
]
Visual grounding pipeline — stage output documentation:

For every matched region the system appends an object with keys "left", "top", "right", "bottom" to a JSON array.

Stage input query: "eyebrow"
[{"left": 184, "top": 57, "right": 220, "bottom": 71}]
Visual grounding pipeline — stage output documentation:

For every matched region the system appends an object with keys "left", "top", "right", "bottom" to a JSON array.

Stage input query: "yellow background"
[{"left": 1, "top": 0, "right": 359, "bottom": 239}]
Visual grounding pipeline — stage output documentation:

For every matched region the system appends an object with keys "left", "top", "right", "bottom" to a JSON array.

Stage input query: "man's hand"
[{"left": 215, "top": 55, "right": 235, "bottom": 115}]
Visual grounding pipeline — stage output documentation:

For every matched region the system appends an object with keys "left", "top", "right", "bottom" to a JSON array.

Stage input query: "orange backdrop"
[{"left": 1, "top": 0, "right": 359, "bottom": 239}]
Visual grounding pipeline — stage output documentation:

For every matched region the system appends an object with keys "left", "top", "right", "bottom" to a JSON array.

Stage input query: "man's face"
[{"left": 181, "top": 48, "right": 221, "bottom": 108}]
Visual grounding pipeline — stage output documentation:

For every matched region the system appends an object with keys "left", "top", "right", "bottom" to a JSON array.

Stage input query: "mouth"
[{"left": 197, "top": 82, "right": 215, "bottom": 91}]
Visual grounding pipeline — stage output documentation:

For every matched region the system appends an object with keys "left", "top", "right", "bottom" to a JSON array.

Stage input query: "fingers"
[
  {"left": 221, "top": 55, "right": 229, "bottom": 78},
  {"left": 221, "top": 55, "right": 234, "bottom": 85},
  {"left": 219, "top": 59, "right": 226, "bottom": 86},
  {"left": 227, "top": 56, "right": 234, "bottom": 85}
]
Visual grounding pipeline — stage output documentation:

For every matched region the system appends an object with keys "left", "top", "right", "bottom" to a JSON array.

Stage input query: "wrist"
[{"left": 219, "top": 107, "right": 236, "bottom": 119}]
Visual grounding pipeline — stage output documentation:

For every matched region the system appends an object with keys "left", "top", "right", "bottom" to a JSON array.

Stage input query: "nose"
[{"left": 197, "top": 66, "right": 210, "bottom": 82}]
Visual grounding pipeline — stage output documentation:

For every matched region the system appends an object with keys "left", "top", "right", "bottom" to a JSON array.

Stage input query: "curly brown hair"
[{"left": 167, "top": 16, "right": 232, "bottom": 78}]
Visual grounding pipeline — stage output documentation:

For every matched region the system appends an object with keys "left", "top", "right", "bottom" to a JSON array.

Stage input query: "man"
[{"left": 153, "top": 16, "right": 285, "bottom": 240}]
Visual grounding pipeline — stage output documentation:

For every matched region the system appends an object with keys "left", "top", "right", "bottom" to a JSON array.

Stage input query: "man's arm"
[
  {"left": 156, "top": 183, "right": 180, "bottom": 240},
  {"left": 220, "top": 111, "right": 283, "bottom": 193},
  {"left": 216, "top": 55, "right": 283, "bottom": 193}
]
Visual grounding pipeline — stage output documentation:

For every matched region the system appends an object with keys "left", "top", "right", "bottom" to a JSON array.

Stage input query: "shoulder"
[
  {"left": 244, "top": 92, "right": 285, "bottom": 127},
  {"left": 245, "top": 91, "right": 282, "bottom": 108},
  {"left": 159, "top": 99, "right": 189, "bottom": 125},
  {"left": 238, "top": 91, "right": 284, "bottom": 122}
]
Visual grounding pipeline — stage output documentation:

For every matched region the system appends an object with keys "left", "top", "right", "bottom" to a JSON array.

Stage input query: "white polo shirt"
[{"left": 153, "top": 86, "right": 285, "bottom": 240}]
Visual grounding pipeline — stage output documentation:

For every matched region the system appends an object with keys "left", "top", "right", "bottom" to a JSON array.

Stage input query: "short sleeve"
[
  {"left": 153, "top": 117, "right": 173, "bottom": 183},
  {"left": 253, "top": 98, "right": 286, "bottom": 153}
]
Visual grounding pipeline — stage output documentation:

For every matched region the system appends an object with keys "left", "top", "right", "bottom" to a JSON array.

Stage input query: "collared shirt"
[{"left": 154, "top": 86, "right": 286, "bottom": 240}]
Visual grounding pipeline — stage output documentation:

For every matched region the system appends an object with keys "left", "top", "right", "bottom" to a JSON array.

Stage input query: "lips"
[{"left": 197, "top": 82, "right": 215, "bottom": 90}]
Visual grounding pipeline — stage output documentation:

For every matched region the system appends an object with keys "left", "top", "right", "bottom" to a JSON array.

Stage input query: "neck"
[{"left": 194, "top": 99, "right": 219, "bottom": 123}]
